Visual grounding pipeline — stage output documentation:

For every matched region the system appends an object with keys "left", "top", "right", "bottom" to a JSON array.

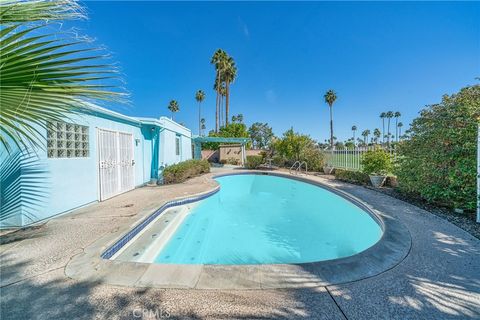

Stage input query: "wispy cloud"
[
  {"left": 238, "top": 17, "right": 249, "bottom": 39},
  {"left": 265, "top": 89, "right": 277, "bottom": 104}
]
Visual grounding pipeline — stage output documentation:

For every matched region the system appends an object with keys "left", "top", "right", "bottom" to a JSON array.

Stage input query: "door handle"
[{"left": 132, "top": 160, "right": 135, "bottom": 166}]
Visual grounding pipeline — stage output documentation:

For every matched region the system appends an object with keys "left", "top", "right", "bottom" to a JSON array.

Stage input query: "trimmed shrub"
[
  {"left": 245, "top": 155, "right": 264, "bottom": 169},
  {"left": 335, "top": 169, "right": 370, "bottom": 185},
  {"left": 361, "top": 149, "right": 393, "bottom": 175},
  {"left": 162, "top": 159, "right": 210, "bottom": 184},
  {"left": 395, "top": 85, "right": 479, "bottom": 211}
]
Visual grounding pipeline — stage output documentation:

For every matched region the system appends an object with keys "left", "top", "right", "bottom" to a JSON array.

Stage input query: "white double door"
[{"left": 98, "top": 129, "right": 135, "bottom": 201}]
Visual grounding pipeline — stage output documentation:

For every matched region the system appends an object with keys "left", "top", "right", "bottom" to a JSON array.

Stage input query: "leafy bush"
[
  {"left": 396, "top": 85, "right": 479, "bottom": 211},
  {"left": 335, "top": 169, "right": 370, "bottom": 184},
  {"left": 163, "top": 159, "right": 210, "bottom": 184},
  {"left": 272, "top": 128, "right": 325, "bottom": 171},
  {"left": 361, "top": 149, "right": 393, "bottom": 175},
  {"left": 245, "top": 155, "right": 264, "bottom": 169}
]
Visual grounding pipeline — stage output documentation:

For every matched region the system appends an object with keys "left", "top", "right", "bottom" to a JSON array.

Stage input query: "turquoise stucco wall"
[
  {"left": 0, "top": 112, "right": 157, "bottom": 228},
  {"left": 0, "top": 112, "right": 194, "bottom": 228}
]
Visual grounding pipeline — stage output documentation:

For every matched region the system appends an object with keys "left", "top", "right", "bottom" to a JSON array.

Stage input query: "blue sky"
[{"left": 73, "top": 1, "right": 478, "bottom": 141}]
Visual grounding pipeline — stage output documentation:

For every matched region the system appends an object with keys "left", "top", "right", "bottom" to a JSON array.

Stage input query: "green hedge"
[
  {"left": 334, "top": 169, "right": 370, "bottom": 185},
  {"left": 163, "top": 159, "right": 210, "bottom": 184},
  {"left": 245, "top": 155, "right": 264, "bottom": 169},
  {"left": 395, "top": 85, "right": 479, "bottom": 211}
]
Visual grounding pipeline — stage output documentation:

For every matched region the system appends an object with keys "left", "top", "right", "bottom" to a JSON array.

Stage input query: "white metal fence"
[{"left": 321, "top": 145, "right": 397, "bottom": 171}]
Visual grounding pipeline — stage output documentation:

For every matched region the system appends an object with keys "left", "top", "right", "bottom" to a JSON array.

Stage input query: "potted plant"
[
  {"left": 323, "top": 165, "right": 335, "bottom": 175},
  {"left": 360, "top": 149, "right": 393, "bottom": 187}
]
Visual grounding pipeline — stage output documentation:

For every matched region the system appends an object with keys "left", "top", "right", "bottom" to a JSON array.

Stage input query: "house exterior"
[{"left": 0, "top": 104, "right": 192, "bottom": 228}]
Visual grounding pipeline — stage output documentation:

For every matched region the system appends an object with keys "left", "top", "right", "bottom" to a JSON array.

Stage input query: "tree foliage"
[
  {"left": 248, "top": 122, "right": 273, "bottom": 149},
  {"left": 395, "top": 84, "right": 480, "bottom": 211},
  {"left": 202, "top": 122, "right": 250, "bottom": 150},
  {"left": 272, "top": 128, "right": 325, "bottom": 171}
]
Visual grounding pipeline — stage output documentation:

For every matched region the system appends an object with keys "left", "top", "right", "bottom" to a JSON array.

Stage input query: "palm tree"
[
  {"left": 200, "top": 118, "right": 206, "bottom": 136},
  {"left": 195, "top": 90, "right": 205, "bottom": 136},
  {"left": 222, "top": 56, "right": 237, "bottom": 126},
  {"left": 0, "top": 0, "right": 125, "bottom": 153},
  {"left": 167, "top": 100, "right": 179, "bottom": 120},
  {"left": 351, "top": 125, "right": 357, "bottom": 145},
  {"left": 324, "top": 90, "right": 337, "bottom": 149},
  {"left": 394, "top": 111, "right": 401, "bottom": 143},
  {"left": 236, "top": 114, "right": 243, "bottom": 123},
  {"left": 211, "top": 49, "right": 227, "bottom": 132},
  {"left": 361, "top": 130, "right": 368, "bottom": 146},
  {"left": 365, "top": 129, "right": 371, "bottom": 145},
  {"left": 231, "top": 115, "right": 237, "bottom": 123},
  {"left": 397, "top": 122, "right": 403, "bottom": 141},
  {"left": 386, "top": 111, "right": 394, "bottom": 147},
  {"left": 380, "top": 112, "right": 386, "bottom": 145},
  {"left": 373, "top": 128, "right": 381, "bottom": 144}
]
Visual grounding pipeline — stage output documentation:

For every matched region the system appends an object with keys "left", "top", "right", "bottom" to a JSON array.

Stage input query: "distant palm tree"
[
  {"left": 361, "top": 130, "right": 368, "bottom": 145},
  {"left": 168, "top": 100, "right": 179, "bottom": 120},
  {"left": 380, "top": 112, "right": 386, "bottom": 144},
  {"left": 365, "top": 129, "right": 371, "bottom": 145},
  {"left": 386, "top": 111, "right": 394, "bottom": 147},
  {"left": 195, "top": 90, "right": 205, "bottom": 135},
  {"left": 236, "top": 114, "right": 244, "bottom": 123},
  {"left": 200, "top": 118, "right": 206, "bottom": 136},
  {"left": 373, "top": 128, "right": 381, "bottom": 144},
  {"left": 394, "top": 111, "right": 401, "bottom": 143},
  {"left": 351, "top": 125, "right": 357, "bottom": 144},
  {"left": 324, "top": 90, "right": 337, "bottom": 148},
  {"left": 397, "top": 122, "right": 403, "bottom": 141},
  {"left": 0, "top": 0, "right": 125, "bottom": 153},
  {"left": 231, "top": 115, "right": 237, "bottom": 123}
]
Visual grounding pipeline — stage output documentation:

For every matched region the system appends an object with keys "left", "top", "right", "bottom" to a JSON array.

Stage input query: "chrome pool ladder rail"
[
  {"left": 289, "top": 161, "right": 301, "bottom": 174},
  {"left": 289, "top": 161, "right": 308, "bottom": 175}
]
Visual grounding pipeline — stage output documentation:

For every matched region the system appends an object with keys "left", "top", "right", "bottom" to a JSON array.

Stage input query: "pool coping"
[{"left": 65, "top": 170, "right": 412, "bottom": 290}]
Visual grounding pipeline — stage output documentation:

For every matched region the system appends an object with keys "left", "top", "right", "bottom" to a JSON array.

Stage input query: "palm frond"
[
  {"left": 0, "top": 0, "right": 85, "bottom": 23},
  {"left": 0, "top": 0, "right": 127, "bottom": 153}
]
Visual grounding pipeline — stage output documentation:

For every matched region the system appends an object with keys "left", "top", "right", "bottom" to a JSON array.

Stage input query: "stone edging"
[{"left": 65, "top": 170, "right": 412, "bottom": 289}]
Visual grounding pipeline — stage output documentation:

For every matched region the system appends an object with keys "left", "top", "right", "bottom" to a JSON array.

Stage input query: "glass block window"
[{"left": 47, "top": 121, "right": 89, "bottom": 158}]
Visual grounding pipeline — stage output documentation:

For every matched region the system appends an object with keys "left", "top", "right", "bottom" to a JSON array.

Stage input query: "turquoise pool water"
[{"left": 154, "top": 174, "right": 382, "bottom": 265}]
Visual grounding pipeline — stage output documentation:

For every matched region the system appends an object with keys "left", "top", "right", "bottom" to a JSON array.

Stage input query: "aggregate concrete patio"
[{"left": 1, "top": 168, "right": 479, "bottom": 319}]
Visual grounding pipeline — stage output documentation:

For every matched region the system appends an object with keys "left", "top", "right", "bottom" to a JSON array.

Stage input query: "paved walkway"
[{"left": 1, "top": 169, "right": 479, "bottom": 319}]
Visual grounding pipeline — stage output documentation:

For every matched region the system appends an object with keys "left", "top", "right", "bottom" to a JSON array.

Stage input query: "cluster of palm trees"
[
  {"left": 348, "top": 111, "right": 403, "bottom": 147},
  {"left": 166, "top": 49, "right": 237, "bottom": 136},
  {"left": 211, "top": 49, "right": 237, "bottom": 132},
  {"left": 379, "top": 111, "right": 403, "bottom": 145},
  {"left": 322, "top": 89, "right": 404, "bottom": 148}
]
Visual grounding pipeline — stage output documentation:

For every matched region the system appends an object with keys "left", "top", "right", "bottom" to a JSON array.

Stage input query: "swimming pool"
[{"left": 150, "top": 174, "right": 382, "bottom": 265}]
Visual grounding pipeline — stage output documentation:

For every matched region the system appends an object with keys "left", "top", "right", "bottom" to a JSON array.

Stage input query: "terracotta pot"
[{"left": 369, "top": 175, "right": 386, "bottom": 188}]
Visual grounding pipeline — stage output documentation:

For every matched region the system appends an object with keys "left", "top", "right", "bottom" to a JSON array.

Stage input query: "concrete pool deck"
[{"left": 1, "top": 167, "right": 479, "bottom": 319}]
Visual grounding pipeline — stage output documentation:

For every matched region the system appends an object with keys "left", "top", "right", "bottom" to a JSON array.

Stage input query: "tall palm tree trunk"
[
  {"left": 387, "top": 119, "right": 391, "bottom": 147},
  {"left": 329, "top": 106, "right": 334, "bottom": 148},
  {"left": 382, "top": 119, "right": 385, "bottom": 145},
  {"left": 215, "top": 91, "right": 219, "bottom": 132},
  {"left": 198, "top": 102, "right": 201, "bottom": 136},
  {"left": 225, "top": 81, "right": 230, "bottom": 126},
  {"left": 395, "top": 118, "right": 398, "bottom": 143}
]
